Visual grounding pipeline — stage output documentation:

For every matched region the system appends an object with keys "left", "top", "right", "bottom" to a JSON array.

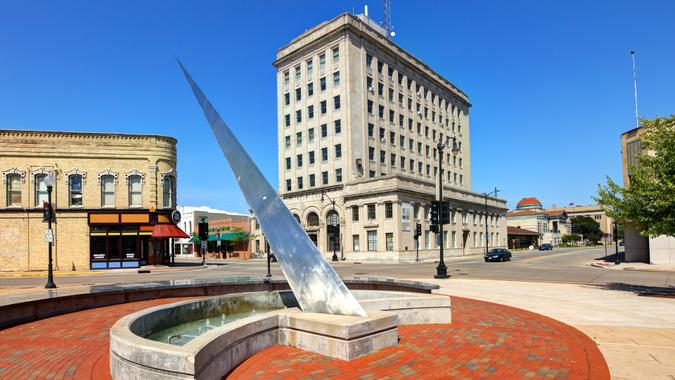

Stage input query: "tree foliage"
[
  {"left": 562, "top": 234, "right": 581, "bottom": 244},
  {"left": 595, "top": 115, "right": 675, "bottom": 237},
  {"left": 571, "top": 216, "right": 602, "bottom": 243}
]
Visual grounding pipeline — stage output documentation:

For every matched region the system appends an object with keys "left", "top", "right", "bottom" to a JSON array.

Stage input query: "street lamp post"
[
  {"left": 484, "top": 188, "right": 500, "bottom": 257},
  {"left": 44, "top": 172, "right": 56, "bottom": 289},
  {"left": 434, "top": 135, "right": 460, "bottom": 279},
  {"left": 321, "top": 190, "right": 339, "bottom": 262},
  {"left": 614, "top": 219, "right": 620, "bottom": 265}
]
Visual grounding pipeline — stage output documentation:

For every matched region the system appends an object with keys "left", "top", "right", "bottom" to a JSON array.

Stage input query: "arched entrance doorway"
[
  {"left": 306, "top": 212, "right": 320, "bottom": 246},
  {"left": 326, "top": 211, "right": 340, "bottom": 255}
]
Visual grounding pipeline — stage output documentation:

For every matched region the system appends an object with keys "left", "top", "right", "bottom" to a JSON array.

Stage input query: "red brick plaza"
[{"left": 0, "top": 296, "right": 609, "bottom": 380}]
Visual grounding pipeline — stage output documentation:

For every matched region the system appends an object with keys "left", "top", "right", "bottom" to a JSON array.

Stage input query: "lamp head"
[
  {"left": 45, "top": 172, "right": 55, "bottom": 188},
  {"left": 451, "top": 139, "right": 460, "bottom": 155}
]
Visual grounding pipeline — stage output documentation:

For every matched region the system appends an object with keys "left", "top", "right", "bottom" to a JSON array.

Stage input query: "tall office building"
[{"left": 273, "top": 13, "right": 507, "bottom": 261}]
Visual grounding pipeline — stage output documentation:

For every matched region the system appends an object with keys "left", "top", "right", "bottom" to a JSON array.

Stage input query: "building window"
[
  {"left": 296, "top": 154, "right": 303, "bottom": 167},
  {"left": 385, "top": 202, "right": 393, "bottom": 218},
  {"left": 335, "top": 168, "right": 343, "bottom": 183},
  {"left": 6, "top": 174, "right": 22, "bottom": 206},
  {"left": 352, "top": 205, "right": 359, "bottom": 221},
  {"left": 452, "top": 231, "right": 457, "bottom": 248},
  {"left": 353, "top": 235, "right": 360, "bottom": 252},
  {"left": 294, "top": 65, "right": 301, "bottom": 81},
  {"left": 320, "top": 77, "right": 326, "bottom": 91},
  {"left": 333, "top": 71, "right": 340, "bottom": 86},
  {"left": 335, "top": 144, "right": 342, "bottom": 159},
  {"left": 368, "top": 100, "right": 373, "bottom": 114},
  {"left": 162, "top": 176, "right": 174, "bottom": 208},
  {"left": 321, "top": 147, "right": 328, "bottom": 161},
  {"left": 386, "top": 233, "right": 394, "bottom": 251},
  {"left": 334, "top": 119, "right": 342, "bottom": 134},
  {"left": 369, "top": 170, "right": 375, "bottom": 178},
  {"left": 309, "top": 174, "right": 315, "bottom": 187},
  {"left": 320, "top": 100, "right": 327, "bottom": 114},
  {"left": 295, "top": 87, "right": 301, "bottom": 101},
  {"left": 367, "top": 204, "right": 376, "bottom": 220},
  {"left": 380, "top": 150, "right": 385, "bottom": 164},
  {"left": 284, "top": 93, "right": 290, "bottom": 106},
  {"left": 297, "top": 176, "right": 303, "bottom": 190},
  {"left": 69, "top": 174, "right": 83, "bottom": 207},
  {"left": 296, "top": 132, "right": 302, "bottom": 145},
  {"left": 285, "top": 157, "right": 291, "bottom": 170},
  {"left": 285, "top": 136, "right": 291, "bottom": 149},
  {"left": 366, "top": 53, "right": 373, "bottom": 68},
  {"left": 332, "top": 47, "right": 339, "bottom": 64},
  {"left": 296, "top": 110, "right": 302, "bottom": 123},
  {"left": 321, "top": 124, "right": 328, "bottom": 138},
  {"left": 286, "top": 179, "right": 291, "bottom": 191},
  {"left": 307, "top": 82, "right": 314, "bottom": 97},
  {"left": 368, "top": 123, "right": 374, "bottom": 137},
  {"left": 334, "top": 95, "right": 341, "bottom": 110},
  {"left": 308, "top": 105, "right": 314, "bottom": 119},
  {"left": 322, "top": 171, "right": 328, "bottom": 185},
  {"left": 308, "top": 128, "right": 315, "bottom": 142},
  {"left": 369, "top": 147, "right": 375, "bottom": 160},
  {"left": 308, "top": 151, "right": 315, "bottom": 165},
  {"left": 367, "top": 230, "right": 377, "bottom": 251},
  {"left": 285, "top": 114, "right": 290, "bottom": 127},
  {"left": 127, "top": 175, "right": 142, "bottom": 207},
  {"left": 319, "top": 53, "right": 326, "bottom": 70},
  {"left": 425, "top": 230, "right": 431, "bottom": 249},
  {"left": 34, "top": 174, "right": 48, "bottom": 206},
  {"left": 306, "top": 59, "right": 313, "bottom": 77}
]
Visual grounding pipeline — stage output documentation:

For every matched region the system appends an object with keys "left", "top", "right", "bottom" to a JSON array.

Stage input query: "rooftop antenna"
[
  {"left": 384, "top": 0, "right": 395, "bottom": 38},
  {"left": 630, "top": 50, "right": 639, "bottom": 129}
]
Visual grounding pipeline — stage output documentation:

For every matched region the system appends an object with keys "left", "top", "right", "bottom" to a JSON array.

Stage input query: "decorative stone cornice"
[
  {"left": 97, "top": 169, "right": 119, "bottom": 184},
  {"left": 0, "top": 129, "right": 177, "bottom": 145},
  {"left": 125, "top": 170, "right": 145, "bottom": 184},
  {"left": 64, "top": 168, "right": 87, "bottom": 184},
  {"left": 30, "top": 167, "right": 54, "bottom": 183},
  {"left": 2, "top": 167, "right": 26, "bottom": 183}
]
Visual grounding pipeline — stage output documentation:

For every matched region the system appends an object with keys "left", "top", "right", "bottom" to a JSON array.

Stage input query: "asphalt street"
[{"left": 1, "top": 247, "right": 673, "bottom": 292}]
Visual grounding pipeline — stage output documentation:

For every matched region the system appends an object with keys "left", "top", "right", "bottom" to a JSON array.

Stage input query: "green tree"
[
  {"left": 596, "top": 115, "right": 675, "bottom": 237},
  {"left": 571, "top": 216, "right": 602, "bottom": 243},
  {"left": 562, "top": 234, "right": 581, "bottom": 244}
]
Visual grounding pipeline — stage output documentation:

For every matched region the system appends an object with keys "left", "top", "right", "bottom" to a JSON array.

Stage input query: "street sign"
[
  {"left": 201, "top": 241, "right": 207, "bottom": 249},
  {"left": 44, "top": 229, "right": 53, "bottom": 243}
]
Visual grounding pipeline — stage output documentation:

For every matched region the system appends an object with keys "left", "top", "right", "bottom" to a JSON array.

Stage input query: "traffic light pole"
[
  {"left": 434, "top": 140, "right": 449, "bottom": 279},
  {"left": 45, "top": 183, "right": 56, "bottom": 289}
]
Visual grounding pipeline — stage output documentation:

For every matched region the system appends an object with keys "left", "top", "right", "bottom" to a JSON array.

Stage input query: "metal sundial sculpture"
[{"left": 178, "top": 60, "right": 366, "bottom": 317}]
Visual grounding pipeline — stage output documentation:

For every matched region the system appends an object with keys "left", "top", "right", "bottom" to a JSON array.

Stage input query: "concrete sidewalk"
[{"left": 420, "top": 278, "right": 675, "bottom": 380}]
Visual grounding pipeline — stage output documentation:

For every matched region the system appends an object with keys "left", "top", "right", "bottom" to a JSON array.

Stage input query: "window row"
[
  {"left": 283, "top": 119, "right": 342, "bottom": 149},
  {"left": 283, "top": 71, "right": 340, "bottom": 106},
  {"left": 284, "top": 144, "right": 342, "bottom": 170},
  {"left": 352, "top": 230, "right": 394, "bottom": 252},
  {"left": 3, "top": 170, "right": 175, "bottom": 209},
  {"left": 350, "top": 202, "right": 394, "bottom": 222},
  {"left": 285, "top": 169, "right": 342, "bottom": 191},
  {"left": 366, "top": 99, "right": 463, "bottom": 137},
  {"left": 366, "top": 52, "right": 463, "bottom": 116},
  {"left": 283, "top": 46, "right": 340, "bottom": 87},
  {"left": 284, "top": 96, "right": 341, "bottom": 126}
]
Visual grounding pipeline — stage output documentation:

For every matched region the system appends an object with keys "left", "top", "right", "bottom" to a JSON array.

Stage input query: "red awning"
[{"left": 151, "top": 224, "right": 190, "bottom": 239}]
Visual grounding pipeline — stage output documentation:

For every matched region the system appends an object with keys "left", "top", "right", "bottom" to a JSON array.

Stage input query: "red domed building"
[{"left": 506, "top": 197, "right": 570, "bottom": 247}]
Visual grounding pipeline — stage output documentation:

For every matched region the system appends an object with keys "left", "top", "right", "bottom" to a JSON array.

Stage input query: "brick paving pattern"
[
  {"left": 0, "top": 296, "right": 609, "bottom": 379},
  {"left": 228, "top": 297, "right": 609, "bottom": 380}
]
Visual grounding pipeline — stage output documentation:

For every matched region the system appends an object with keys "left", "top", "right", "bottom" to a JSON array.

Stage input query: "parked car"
[
  {"left": 539, "top": 243, "right": 553, "bottom": 251},
  {"left": 484, "top": 248, "right": 512, "bottom": 262}
]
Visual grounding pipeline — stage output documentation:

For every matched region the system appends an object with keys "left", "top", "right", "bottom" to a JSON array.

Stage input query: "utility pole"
[
  {"left": 630, "top": 51, "right": 639, "bottom": 129},
  {"left": 484, "top": 187, "right": 500, "bottom": 257}
]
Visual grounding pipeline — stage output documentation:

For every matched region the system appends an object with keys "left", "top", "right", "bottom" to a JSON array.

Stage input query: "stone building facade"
[
  {"left": 0, "top": 129, "right": 183, "bottom": 271},
  {"left": 272, "top": 13, "right": 507, "bottom": 261},
  {"left": 507, "top": 197, "right": 571, "bottom": 247}
]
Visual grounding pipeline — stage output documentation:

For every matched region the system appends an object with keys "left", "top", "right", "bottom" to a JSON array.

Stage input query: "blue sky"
[{"left": 2, "top": 1, "right": 674, "bottom": 213}]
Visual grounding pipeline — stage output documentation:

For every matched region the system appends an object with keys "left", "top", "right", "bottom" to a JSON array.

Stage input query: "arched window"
[
  {"left": 326, "top": 211, "right": 340, "bottom": 251},
  {"left": 128, "top": 175, "right": 142, "bottom": 207},
  {"left": 6, "top": 174, "right": 21, "bottom": 207},
  {"left": 34, "top": 174, "right": 48, "bottom": 206},
  {"left": 101, "top": 175, "right": 115, "bottom": 207},
  {"left": 162, "top": 176, "right": 175, "bottom": 208},
  {"left": 293, "top": 214, "right": 301, "bottom": 224},
  {"left": 307, "top": 212, "right": 319, "bottom": 227},
  {"left": 69, "top": 174, "right": 83, "bottom": 207}
]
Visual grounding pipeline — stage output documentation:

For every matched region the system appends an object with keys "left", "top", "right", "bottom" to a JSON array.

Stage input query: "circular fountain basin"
[{"left": 110, "top": 290, "right": 451, "bottom": 379}]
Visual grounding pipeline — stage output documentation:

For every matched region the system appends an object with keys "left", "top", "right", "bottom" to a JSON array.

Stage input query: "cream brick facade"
[
  {"left": 272, "top": 13, "right": 507, "bottom": 261},
  {"left": 0, "top": 129, "right": 178, "bottom": 271}
]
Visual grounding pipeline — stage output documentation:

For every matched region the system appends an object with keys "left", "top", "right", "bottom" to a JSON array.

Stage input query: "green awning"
[{"left": 207, "top": 233, "right": 240, "bottom": 241}]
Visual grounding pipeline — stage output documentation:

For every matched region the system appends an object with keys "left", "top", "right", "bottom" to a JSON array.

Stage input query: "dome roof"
[{"left": 516, "top": 197, "right": 542, "bottom": 210}]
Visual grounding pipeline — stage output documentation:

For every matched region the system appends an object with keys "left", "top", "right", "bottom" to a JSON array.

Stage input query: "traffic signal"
[
  {"left": 430, "top": 224, "right": 439, "bottom": 234},
  {"left": 42, "top": 201, "right": 55, "bottom": 223},
  {"left": 198, "top": 220, "right": 209, "bottom": 241},
  {"left": 440, "top": 201, "right": 450, "bottom": 225},
  {"left": 430, "top": 201, "right": 440, "bottom": 225},
  {"left": 415, "top": 223, "right": 422, "bottom": 239}
]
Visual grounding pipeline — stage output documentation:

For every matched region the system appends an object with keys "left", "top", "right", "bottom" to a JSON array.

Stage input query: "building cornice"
[{"left": 0, "top": 129, "right": 177, "bottom": 145}]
